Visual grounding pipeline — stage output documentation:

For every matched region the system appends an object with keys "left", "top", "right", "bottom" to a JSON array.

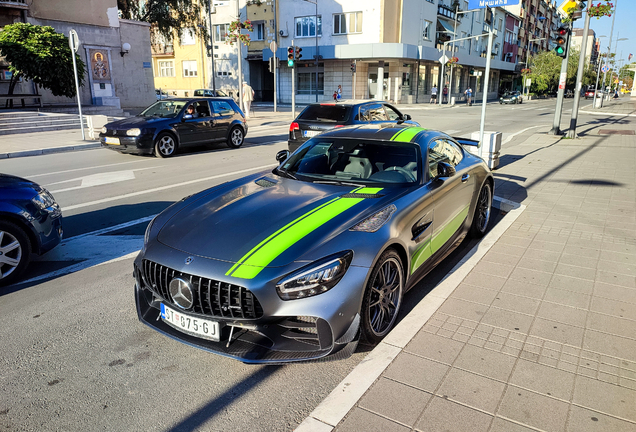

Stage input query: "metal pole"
[
  {"left": 592, "top": 36, "right": 604, "bottom": 109},
  {"left": 567, "top": 10, "right": 591, "bottom": 139},
  {"left": 353, "top": 60, "right": 356, "bottom": 99},
  {"left": 601, "top": 0, "right": 617, "bottom": 107},
  {"left": 207, "top": 0, "right": 216, "bottom": 91},
  {"left": 69, "top": 30, "right": 84, "bottom": 140},
  {"left": 315, "top": 1, "right": 318, "bottom": 103},
  {"left": 292, "top": 38, "right": 296, "bottom": 118},
  {"left": 449, "top": 4, "right": 458, "bottom": 100},
  {"left": 236, "top": 0, "right": 243, "bottom": 112},
  {"left": 273, "top": 51, "right": 277, "bottom": 112},
  {"left": 479, "top": 28, "right": 493, "bottom": 158},
  {"left": 549, "top": 37, "right": 571, "bottom": 135},
  {"left": 439, "top": 42, "right": 447, "bottom": 105}
]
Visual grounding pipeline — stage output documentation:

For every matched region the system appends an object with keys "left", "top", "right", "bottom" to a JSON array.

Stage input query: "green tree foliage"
[
  {"left": 527, "top": 49, "right": 597, "bottom": 94},
  {"left": 117, "top": 0, "right": 207, "bottom": 44},
  {"left": 0, "top": 23, "right": 85, "bottom": 98}
]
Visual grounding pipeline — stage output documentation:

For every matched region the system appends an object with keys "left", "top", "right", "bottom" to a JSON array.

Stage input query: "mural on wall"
[{"left": 89, "top": 49, "right": 110, "bottom": 80}]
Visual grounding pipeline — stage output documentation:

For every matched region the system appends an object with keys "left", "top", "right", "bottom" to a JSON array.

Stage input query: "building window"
[
  {"left": 183, "top": 60, "right": 198, "bottom": 77},
  {"left": 214, "top": 24, "right": 229, "bottom": 42},
  {"left": 461, "top": 31, "right": 467, "bottom": 48},
  {"left": 297, "top": 72, "right": 324, "bottom": 95},
  {"left": 180, "top": 28, "right": 196, "bottom": 45},
  {"left": 254, "top": 22, "right": 265, "bottom": 40},
  {"left": 498, "top": 18, "right": 503, "bottom": 31},
  {"left": 158, "top": 61, "right": 175, "bottom": 77},
  {"left": 423, "top": 20, "right": 432, "bottom": 41},
  {"left": 333, "top": 12, "right": 362, "bottom": 35},
  {"left": 295, "top": 16, "right": 322, "bottom": 37}
]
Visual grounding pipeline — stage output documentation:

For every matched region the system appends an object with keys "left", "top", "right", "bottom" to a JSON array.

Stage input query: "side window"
[
  {"left": 357, "top": 105, "right": 370, "bottom": 121},
  {"left": 212, "top": 100, "right": 234, "bottom": 115},
  {"left": 384, "top": 105, "right": 402, "bottom": 121},
  {"left": 193, "top": 101, "right": 211, "bottom": 117},
  {"left": 366, "top": 104, "right": 388, "bottom": 121},
  {"left": 427, "top": 138, "right": 464, "bottom": 178}
]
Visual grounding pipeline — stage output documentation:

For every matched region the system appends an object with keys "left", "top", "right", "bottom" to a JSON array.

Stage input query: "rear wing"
[{"left": 453, "top": 137, "right": 479, "bottom": 147}]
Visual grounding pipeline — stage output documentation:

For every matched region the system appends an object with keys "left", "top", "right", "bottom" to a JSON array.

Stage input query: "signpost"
[
  {"left": 270, "top": 41, "right": 277, "bottom": 112},
  {"left": 68, "top": 29, "right": 85, "bottom": 141}
]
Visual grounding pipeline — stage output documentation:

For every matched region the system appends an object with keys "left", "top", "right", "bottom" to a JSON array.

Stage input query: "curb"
[
  {"left": 295, "top": 196, "right": 526, "bottom": 432},
  {"left": 0, "top": 142, "right": 101, "bottom": 159}
]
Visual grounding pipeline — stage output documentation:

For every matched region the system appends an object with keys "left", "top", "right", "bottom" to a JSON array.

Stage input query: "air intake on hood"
[
  {"left": 340, "top": 192, "right": 384, "bottom": 199},
  {"left": 255, "top": 178, "right": 277, "bottom": 188}
]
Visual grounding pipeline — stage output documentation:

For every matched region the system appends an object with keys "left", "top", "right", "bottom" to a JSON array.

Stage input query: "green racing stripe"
[
  {"left": 390, "top": 126, "right": 428, "bottom": 143},
  {"left": 227, "top": 187, "right": 383, "bottom": 279}
]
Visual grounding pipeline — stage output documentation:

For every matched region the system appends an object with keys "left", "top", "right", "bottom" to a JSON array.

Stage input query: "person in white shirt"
[{"left": 430, "top": 86, "right": 438, "bottom": 104}]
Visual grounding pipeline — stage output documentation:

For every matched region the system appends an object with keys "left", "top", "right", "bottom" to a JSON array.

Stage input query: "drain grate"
[{"left": 599, "top": 129, "right": 635, "bottom": 135}]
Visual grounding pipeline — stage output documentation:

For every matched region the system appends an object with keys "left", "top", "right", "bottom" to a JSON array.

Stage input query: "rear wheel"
[
  {"left": 227, "top": 127, "right": 244, "bottom": 148},
  {"left": 0, "top": 221, "right": 31, "bottom": 287},
  {"left": 470, "top": 182, "right": 492, "bottom": 238},
  {"left": 360, "top": 249, "right": 404, "bottom": 344},
  {"left": 154, "top": 133, "right": 177, "bottom": 158}
]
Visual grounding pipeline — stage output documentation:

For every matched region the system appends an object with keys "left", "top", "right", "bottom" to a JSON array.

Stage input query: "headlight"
[
  {"left": 101, "top": 126, "right": 107, "bottom": 134},
  {"left": 276, "top": 251, "right": 353, "bottom": 300},
  {"left": 126, "top": 128, "right": 142, "bottom": 136},
  {"left": 350, "top": 205, "right": 396, "bottom": 232},
  {"left": 32, "top": 189, "right": 56, "bottom": 210}
]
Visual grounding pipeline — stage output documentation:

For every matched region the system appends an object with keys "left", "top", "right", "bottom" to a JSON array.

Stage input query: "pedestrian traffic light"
[
  {"left": 295, "top": 46, "right": 302, "bottom": 61},
  {"left": 287, "top": 46, "right": 294, "bottom": 67},
  {"left": 350, "top": 62, "right": 356, "bottom": 73},
  {"left": 554, "top": 26, "right": 570, "bottom": 58},
  {"left": 268, "top": 57, "right": 276, "bottom": 72}
]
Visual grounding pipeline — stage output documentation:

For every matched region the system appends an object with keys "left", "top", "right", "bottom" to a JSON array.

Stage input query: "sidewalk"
[{"left": 297, "top": 102, "right": 636, "bottom": 431}]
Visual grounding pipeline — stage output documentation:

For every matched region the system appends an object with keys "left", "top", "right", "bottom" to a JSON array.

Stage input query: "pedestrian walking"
[
  {"left": 337, "top": 85, "right": 342, "bottom": 101},
  {"left": 442, "top": 85, "right": 448, "bottom": 104},
  {"left": 430, "top": 85, "right": 438, "bottom": 104},
  {"left": 464, "top": 87, "right": 472, "bottom": 106},
  {"left": 242, "top": 81, "right": 254, "bottom": 118}
]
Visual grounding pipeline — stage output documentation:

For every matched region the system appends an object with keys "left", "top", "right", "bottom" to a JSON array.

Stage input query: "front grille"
[{"left": 141, "top": 259, "right": 263, "bottom": 319}]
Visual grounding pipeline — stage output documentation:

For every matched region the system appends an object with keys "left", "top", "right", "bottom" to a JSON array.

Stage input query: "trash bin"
[{"left": 469, "top": 131, "right": 502, "bottom": 170}]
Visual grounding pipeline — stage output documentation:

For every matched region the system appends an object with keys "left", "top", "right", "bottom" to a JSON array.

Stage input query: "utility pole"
[
  {"left": 292, "top": 39, "right": 296, "bottom": 119},
  {"left": 479, "top": 27, "right": 494, "bottom": 158},
  {"left": 236, "top": 0, "right": 243, "bottom": 111},
  {"left": 601, "top": 0, "right": 618, "bottom": 107},
  {"left": 207, "top": 0, "right": 216, "bottom": 91},
  {"left": 549, "top": 35, "right": 572, "bottom": 135},
  {"left": 592, "top": 35, "right": 606, "bottom": 109},
  {"left": 567, "top": 9, "right": 590, "bottom": 139}
]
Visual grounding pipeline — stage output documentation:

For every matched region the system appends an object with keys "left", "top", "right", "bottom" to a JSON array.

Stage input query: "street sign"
[
  {"left": 602, "top": 65, "right": 610, "bottom": 73},
  {"left": 468, "top": 0, "right": 519, "bottom": 8},
  {"left": 526, "top": 78, "right": 532, "bottom": 87},
  {"left": 557, "top": 0, "right": 578, "bottom": 16},
  {"left": 69, "top": 29, "right": 79, "bottom": 53},
  {"left": 559, "top": 72, "right": 567, "bottom": 89},
  {"left": 270, "top": 41, "right": 277, "bottom": 53}
]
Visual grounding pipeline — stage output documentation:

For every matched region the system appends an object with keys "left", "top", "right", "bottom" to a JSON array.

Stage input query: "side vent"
[{"left": 255, "top": 178, "right": 277, "bottom": 188}]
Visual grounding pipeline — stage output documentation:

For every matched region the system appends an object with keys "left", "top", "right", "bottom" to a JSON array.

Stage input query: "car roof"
[
  {"left": 316, "top": 123, "right": 448, "bottom": 147},
  {"left": 303, "top": 100, "right": 396, "bottom": 108},
  {"left": 157, "top": 97, "right": 234, "bottom": 102}
]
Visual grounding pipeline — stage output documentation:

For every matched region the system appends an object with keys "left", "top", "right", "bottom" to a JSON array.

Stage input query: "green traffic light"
[
  {"left": 288, "top": 59, "right": 294, "bottom": 67},
  {"left": 555, "top": 47, "right": 564, "bottom": 55}
]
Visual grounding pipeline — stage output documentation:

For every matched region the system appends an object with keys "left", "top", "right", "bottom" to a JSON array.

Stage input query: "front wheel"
[
  {"left": 154, "top": 133, "right": 177, "bottom": 158},
  {"left": 469, "top": 182, "right": 492, "bottom": 238},
  {"left": 227, "top": 127, "right": 244, "bottom": 148},
  {"left": 360, "top": 249, "right": 404, "bottom": 345},
  {"left": 0, "top": 221, "right": 32, "bottom": 287}
]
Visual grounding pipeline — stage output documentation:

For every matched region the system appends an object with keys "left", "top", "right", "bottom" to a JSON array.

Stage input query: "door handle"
[{"left": 461, "top": 174, "right": 470, "bottom": 182}]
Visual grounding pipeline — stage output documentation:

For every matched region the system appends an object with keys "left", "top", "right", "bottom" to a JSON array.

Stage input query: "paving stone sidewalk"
[{"left": 301, "top": 108, "right": 636, "bottom": 432}]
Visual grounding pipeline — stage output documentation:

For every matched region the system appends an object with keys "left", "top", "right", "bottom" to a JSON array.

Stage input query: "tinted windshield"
[
  {"left": 298, "top": 105, "right": 350, "bottom": 122},
  {"left": 140, "top": 100, "right": 188, "bottom": 118},
  {"left": 280, "top": 138, "right": 420, "bottom": 186}
]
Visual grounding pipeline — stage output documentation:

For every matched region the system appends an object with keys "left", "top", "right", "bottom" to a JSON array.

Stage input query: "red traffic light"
[{"left": 287, "top": 46, "right": 294, "bottom": 60}]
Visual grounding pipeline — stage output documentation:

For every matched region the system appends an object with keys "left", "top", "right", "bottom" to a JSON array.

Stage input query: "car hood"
[
  {"left": 157, "top": 176, "right": 398, "bottom": 271},
  {"left": 106, "top": 116, "right": 168, "bottom": 129},
  {"left": 0, "top": 173, "right": 38, "bottom": 190}
]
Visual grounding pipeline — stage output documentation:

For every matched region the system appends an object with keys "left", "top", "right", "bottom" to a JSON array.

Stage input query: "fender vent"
[{"left": 255, "top": 178, "right": 277, "bottom": 188}]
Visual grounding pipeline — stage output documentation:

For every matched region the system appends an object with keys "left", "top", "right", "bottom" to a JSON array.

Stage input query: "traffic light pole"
[
  {"left": 292, "top": 39, "right": 296, "bottom": 119},
  {"left": 549, "top": 35, "right": 572, "bottom": 135},
  {"left": 567, "top": 10, "right": 591, "bottom": 139}
]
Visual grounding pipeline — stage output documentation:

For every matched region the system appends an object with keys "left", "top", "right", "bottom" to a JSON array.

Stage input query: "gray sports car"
[{"left": 134, "top": 124, "right": 494, "bottom": 363}]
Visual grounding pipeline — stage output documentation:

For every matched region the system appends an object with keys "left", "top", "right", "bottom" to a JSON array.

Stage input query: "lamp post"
[
  {"left": 447, "top": 7, "right": 479, "bottom": 104},
  {"left": 303, "top": 0, "right": 319, "bottom": 102},
  {"left": 601, "top": 0, "right": 619, "bottom": 107},
  {"left": 592, "top": 35, "right": 607, "bottom": 109},
  {"left": 524, "top": 37, "right": 546, "bottom": 97},
  {"left": 207, "top": 0, "right": 216, "bottom": 91}
]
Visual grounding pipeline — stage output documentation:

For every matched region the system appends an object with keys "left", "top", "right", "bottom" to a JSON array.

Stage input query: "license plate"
[
  {"left": 161, "top": 303, "right": 220, "bottom": 341},
  {"left": 105, "top": 137, "right": 120, "bottom": 145},
  {"left": 303, "top": 130, "right": 321, "bottom": 137}
]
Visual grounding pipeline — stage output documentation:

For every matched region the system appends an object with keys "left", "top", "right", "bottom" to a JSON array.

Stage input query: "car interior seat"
[{"left": 196, "top": 105, "right": 210, "bottom": 117}]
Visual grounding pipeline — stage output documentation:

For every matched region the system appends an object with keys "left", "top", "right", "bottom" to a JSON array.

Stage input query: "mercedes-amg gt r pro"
[{"left": 134, "top": 124, "right": 494, "bottom": 363}]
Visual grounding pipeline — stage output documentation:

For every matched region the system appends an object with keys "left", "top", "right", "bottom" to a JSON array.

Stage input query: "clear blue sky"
[{"left": 584, "top": 1, "right": 635, "bottom": 64}]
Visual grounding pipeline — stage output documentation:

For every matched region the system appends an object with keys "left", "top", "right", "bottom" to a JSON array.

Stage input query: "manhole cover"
[{"left": 599, "top": 129, "right": 635, "bottom": 135}]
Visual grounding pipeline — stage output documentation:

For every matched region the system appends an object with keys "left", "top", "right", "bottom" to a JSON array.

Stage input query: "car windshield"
[
  {"left": 298, "top": 105, "right": 350, "bottom": 122},
  {"left": 140, "top": 100, "right": 188, "bottom": 118},
  {"left": 279, "top": 138, "right": 420, "bottom": 186},
  {"left": 216, "top": 90, "right": 228, "bottom": 97}
]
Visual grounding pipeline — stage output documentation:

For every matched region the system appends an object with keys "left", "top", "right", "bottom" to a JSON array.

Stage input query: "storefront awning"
[{"left": 437, "top": 19, "right": 456, "bottom": 35}]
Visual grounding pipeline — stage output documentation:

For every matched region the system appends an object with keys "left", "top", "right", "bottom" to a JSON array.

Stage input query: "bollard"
[{"left": 470, "top": 131, "right": 502, "bottom": 170}]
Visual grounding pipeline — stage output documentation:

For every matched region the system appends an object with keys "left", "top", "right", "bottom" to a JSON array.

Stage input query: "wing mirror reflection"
[
  {"left": 437, "top": 162, "right": 456, "bottom": 179},
  {"left": 182, "top": 114, "right": 193, "bottom": 121},
  {"left": 276, "top": 150, "right": 290, "bottom": 164},
  {"left": 403, "top": 114, "right": 412, "bottom": 121}
]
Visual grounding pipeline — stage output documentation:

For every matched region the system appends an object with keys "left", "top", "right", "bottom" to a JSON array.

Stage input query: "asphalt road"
[{"left": 0, "top": 98, "right": 595, "bottom": 431}]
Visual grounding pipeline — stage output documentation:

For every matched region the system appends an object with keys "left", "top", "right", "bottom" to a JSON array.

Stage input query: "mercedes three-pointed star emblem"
[{"left": 169, "top": 278, "right": 194, "bottom": 310}]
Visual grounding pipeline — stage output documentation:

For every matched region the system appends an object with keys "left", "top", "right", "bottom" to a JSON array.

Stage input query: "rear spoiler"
[{"left": 453, "top": 137, "right": 479, "bottom": 147}]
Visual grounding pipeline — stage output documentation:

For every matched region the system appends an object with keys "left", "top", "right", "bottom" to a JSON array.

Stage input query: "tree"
[
  {"left": 0, "top": 23, "right": 86, "bottom": 99},
  {"left": 117, "top": 0, "right": 207, "bottom": 44},
  {"left": 527, "top": 51, "right": 561, "bottom": 94}
]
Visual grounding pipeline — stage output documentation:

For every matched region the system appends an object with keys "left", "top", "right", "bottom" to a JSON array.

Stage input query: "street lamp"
[
  {"left": 303, "top": 0, "right": 319, "bottom": 102},
  {"left": 524, "top": 38, "right": 546, "bottom": 97},
  {"left": 446, "top": 7, "right": 479, "bottom": 105},
  {"left": 592, "top": 35, "right": 607, "bottom": 109}
]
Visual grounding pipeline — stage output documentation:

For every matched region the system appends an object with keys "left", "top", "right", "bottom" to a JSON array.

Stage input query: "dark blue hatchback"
[{"left": 0, "top": 174, "right": 63, "bottom": 286}]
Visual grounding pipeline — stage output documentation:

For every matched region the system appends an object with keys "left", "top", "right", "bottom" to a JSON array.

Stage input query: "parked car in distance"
[
  {"left": 584, "top": 87, "right": 601, "bottom": 99},
  {"left": 100, "top": 97, "right": 248, "bottom": 158},
  {"left": 288, "top": 101, "right": 419, "bottom": 152},
  {"left": 0, "top": 174, "right": 63, "bottom": 286},
  {"left": 194, "top": 89, "right": 229, "bottom": 97},
  {"left": 499, "top": 91, "right": 523, "bottom": 104},
  {"left": 134, "top": 124, "right": 494, "bottom": 363},
  {"left": 156, "top": 89, "right": 170, "bottom": 100}
]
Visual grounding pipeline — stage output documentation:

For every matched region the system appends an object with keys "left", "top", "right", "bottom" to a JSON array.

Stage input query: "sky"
[{"left": 581, "top": 0, "right": 636, "bottom": 65}]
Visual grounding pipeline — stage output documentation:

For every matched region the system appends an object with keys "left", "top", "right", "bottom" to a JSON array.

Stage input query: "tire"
[
  {"left": 360, "top": 249, "right": 404, "bottom": 345},
  {"left": 0, "top": 221, "right": 32, "bottom": 287},
  {"left": 227, "top": 126, "right": 244, "bottom": 148},
  {"left": 469, "top": 182, "right": 493, "bottom": 238},
  {"left": 154, "top": 133, "right": 177, "bottom": 158}
]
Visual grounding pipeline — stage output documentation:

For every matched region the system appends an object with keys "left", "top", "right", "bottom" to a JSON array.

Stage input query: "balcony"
[
  {"left": 438, "top": 4, "right": 457, "bottom": 22},
  {"left": 0, "top": 0, "right": 28, "bottom": 9},
  {"left": 151, "top": 44, "right": 174, "bottom": 57}
]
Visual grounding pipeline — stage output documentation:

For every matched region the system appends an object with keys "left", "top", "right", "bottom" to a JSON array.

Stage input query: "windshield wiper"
[{"left": 275, "top": 167, "right": 298, "bottom": 180}]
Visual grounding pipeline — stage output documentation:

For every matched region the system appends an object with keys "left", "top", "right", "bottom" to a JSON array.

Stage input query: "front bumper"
[
  {"left": 99, "top": 134, "right": 155, "bottom": 155},
  {"left": 133, "top": 251, "right": 366, "bottom": 363}
]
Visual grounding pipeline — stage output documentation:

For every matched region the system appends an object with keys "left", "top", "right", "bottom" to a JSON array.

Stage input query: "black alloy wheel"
[
  {"left": 0, "top": 221, "right": 31, "bottom": 287},
  {"left": 227, "top": 126, "right": 244, "bottom": 148},
  {"left": 470, "top": 182, "right": 492, "bottom": 238},
  {"left": 360, "top": 249, "right": 404, "bottom": 344},
  {"left": 154, "top": 133, "right": 177, "bottom": 158}
]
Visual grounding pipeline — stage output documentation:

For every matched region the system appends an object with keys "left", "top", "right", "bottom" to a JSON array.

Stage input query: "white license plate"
[
  {"left": 161, "top": 303, "right": 220, "bottom": 341},
  {"left": 105, "top": 137, "right": 120, "bottom": 145},
  {"left": 303, "top": 130, "right": 321, "bottom": 137}
]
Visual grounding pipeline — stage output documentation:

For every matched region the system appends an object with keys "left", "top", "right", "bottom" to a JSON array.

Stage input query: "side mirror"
[
  {"left": 403, "top": 114, "right": 412, "bottom": 121},
  {"left": 276, "top": 150, "right": 290, "bottom": 164},
  {"left": 437, "top": 162, "right": 456, "bottom": 179},
  {"left": 182, "top": 114, "right": 193, "bottom": 121}
]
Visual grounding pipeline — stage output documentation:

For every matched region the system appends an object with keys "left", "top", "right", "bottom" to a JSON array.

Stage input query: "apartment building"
[
  {"left": 0, "top": 0, "right": 155, "bottom": 108},
  {"left": 571, "top": 28, "right": 598, "bottom": 64}
]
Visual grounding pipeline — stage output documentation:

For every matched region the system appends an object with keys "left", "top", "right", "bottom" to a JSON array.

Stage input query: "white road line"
[
  {"left": 61, "top": 164, "right": 277, "bottom": 212},
  {"left": 23, "top": 159, "right": 154, "bottom": 179},
  {"left": 444, "top": 130, "right": 461, "bottom": 135},
  {"left": 47, "top": 166, "right": 164, "bottom": 192},
  {"left": 502, "top": 125, "right": 544, "bottom": 145}
]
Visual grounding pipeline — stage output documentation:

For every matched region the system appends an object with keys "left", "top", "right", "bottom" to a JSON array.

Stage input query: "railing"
[{"left": 437, "top": 4, "right": 457, "bottom": 21}]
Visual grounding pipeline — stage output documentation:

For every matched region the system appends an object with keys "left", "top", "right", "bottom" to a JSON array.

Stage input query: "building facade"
[{"left": 571, "top": 28, "right": 598, "bottom": 64}]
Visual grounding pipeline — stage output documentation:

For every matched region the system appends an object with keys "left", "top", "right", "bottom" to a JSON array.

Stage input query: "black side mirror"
[
  {"left": 437, "top": 162, "right": 456, "bottom": 179},
  {"left": 276, "top": 150, "right": 290, "bottom": 164},
  {"left": 403, "top": 114, "right": 412, "bottom": 121}
]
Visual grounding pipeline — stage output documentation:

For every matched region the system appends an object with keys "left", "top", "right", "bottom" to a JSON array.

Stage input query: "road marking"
[
  {"left": 445, "top": 129, "right": 461, "bottom": 135},
  {"left": 23, "top": 160, "right": 153, "bottom": 179},
  {"left": 47, "top": 166, "right": 164, "bottom": 193},
  {"left": 61, "top": 164, "right": 277, "bottom": 212},
  {"left": 536, "top": 107, "right": 551, "bottom": 111},
  {"left": 502, "top": 125, "right": 544, "bottom": 145}
]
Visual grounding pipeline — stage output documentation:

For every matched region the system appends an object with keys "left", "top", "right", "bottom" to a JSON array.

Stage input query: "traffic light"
[
  {"left": 268, "top": 57, "right": 275, "bottom": 73},
  {"left": 295, "top": 46, "right": 302, "bottom": 61},
  {"left": 554, "top": 26, "right": 570, "bottom": 58},
  {"left": 287, "top": 46, "right": 294, "bottom": 67},
  {"left": 350, "top": 62, "right": 356, "bottom": 73}
]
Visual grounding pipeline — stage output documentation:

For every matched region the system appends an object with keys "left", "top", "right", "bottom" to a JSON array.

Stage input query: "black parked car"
[
  {"left": 100, "top": 98, "right": 248, "bottom": 158},
  {"left": 288, "top": 101, "right": 419, "bottom": 152},
  {"left": 0, "top": 174, "right": 63, "bottom": 286}
]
